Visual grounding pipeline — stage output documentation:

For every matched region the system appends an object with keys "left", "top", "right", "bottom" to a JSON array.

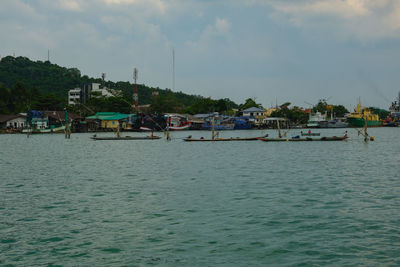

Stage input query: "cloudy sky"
[{"left": 1, "top": 0, "right": 400, "bottom": 109}]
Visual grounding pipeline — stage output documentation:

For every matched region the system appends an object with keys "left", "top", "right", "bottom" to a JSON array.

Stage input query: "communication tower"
[{"left": 133, "top": 68, "right": 138, "bottom": 112}]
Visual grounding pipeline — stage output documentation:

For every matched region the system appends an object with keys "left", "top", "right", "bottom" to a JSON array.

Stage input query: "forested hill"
[{"left": 0, "top": 56, "right": 223, "bottom": 107}]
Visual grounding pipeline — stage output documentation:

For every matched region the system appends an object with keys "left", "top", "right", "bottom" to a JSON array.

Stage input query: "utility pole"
[
  {"left": 172, "top": 48, "right": 175, "bottom": 91},
  {"left": 101, "top": 73, "right": 106, "bottom": 88},
  {"left": 133, "top": 68, "right": 138, "bottom": 112}
]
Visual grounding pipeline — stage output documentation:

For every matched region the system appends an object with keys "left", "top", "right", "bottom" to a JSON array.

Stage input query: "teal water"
[{"left": 0, "top": 128, "right": 399, "bottom": 266}]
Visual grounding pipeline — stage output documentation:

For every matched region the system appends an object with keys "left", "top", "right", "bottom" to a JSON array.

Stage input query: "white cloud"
[
  {"left": 59, "top": 0, "right": 82, "bottom": 11},
  {"left": 249, "top": 0, "right": 400, "bottom": 40},
  {"left": 103, "top": 0, "right": 166, "bottom": 14},
  {"left": 186, "top": 17, "right": 231, "bottom": 51}
]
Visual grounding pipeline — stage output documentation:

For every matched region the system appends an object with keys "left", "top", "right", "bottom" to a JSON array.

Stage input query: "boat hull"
[
  {"left": 258, "top": 136, "right": 348, "bottom": 142},
  {"left": 22, "top": 125, "right": 66, "bottom": 134},
  {"left": 183, "top": 137, "right": 263, "bottom": 142},
  {"left": 91, "top": 136, "right": 161, "bottom": 140},
  {"left": 347, "top": 118, "right": 381, "bottom": 127}
]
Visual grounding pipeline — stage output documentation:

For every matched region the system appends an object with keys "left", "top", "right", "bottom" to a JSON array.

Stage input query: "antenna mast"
[
  {"left": 172, "top": 48, "right": 175, "bottom": 91},
  {"left": 133, "top": 68, "right": 138, "bottom": 112},
  {"left": 101, "top": 73, "right": 106, "bottom": 87},
  {"left": 47, "top": 49, "right": 50, "bottom": 62}
]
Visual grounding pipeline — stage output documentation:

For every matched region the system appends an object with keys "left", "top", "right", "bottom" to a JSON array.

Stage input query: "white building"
[
  {"left": 68, "top": 88, "right": 81, "bottom": 105},
  {"left": 68, "top": 83, "right": 120, "bottom": 105},
  {"left": 242, "top": 107, "right": 265, "bottom": 117},
  {"left": 242, "top": 107, "right": 265, "bottom": 126}
]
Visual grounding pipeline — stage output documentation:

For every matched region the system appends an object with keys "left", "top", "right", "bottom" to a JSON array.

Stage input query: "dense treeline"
[
  {"left": 0, "top": 56, "right": 237, "bottom": 111},
  {"left": 0, "top": 82, "right": 65, "bottom": 114}
]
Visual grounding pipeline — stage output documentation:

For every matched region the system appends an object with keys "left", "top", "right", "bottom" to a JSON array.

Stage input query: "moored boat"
[
  {"left": 183, "top": 135, "right": 266, "bottom": 142},
  {"left": 306, "top": 112, "right": 326, "bottom": 128},
  {"left": 91, "top": 135, "right": 161, "bottom": 140},
  {"left": 383, "top": 91, "right": 400, "bottom": 127},
  {"left": 258, "top": 135, "right": 348, "bottom": 142},
  {"left": 347, "top": 98, "right": 381, "bottom": 127},
  {"left": 318, "top": 118, "right": 348, "bottom": 128}
]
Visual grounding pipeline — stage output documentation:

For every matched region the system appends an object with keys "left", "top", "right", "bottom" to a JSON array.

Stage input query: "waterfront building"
[
  {"left": 86, "top": 112, "right": 129, "bottom": 129},
  {"left": 0, "top": 114, "right": 26, "bottom": 129},
  {"left": 241, "top": 107, "right": 265, "bottom": 126}
]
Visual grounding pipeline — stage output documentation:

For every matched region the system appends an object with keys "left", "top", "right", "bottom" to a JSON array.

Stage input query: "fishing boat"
[
  {"left": 91, "top": 123, "right": 161, "bottom": 140},
  {"left": 318, "top": 118, "right": 348, "bottom": 128},
  {"left": 164, "top": 114, "right": 191, "bottom": 131},
  {"left": 183, "top": 115, "right": 264, "bottom": 142},
  {"left": 91, "top": 135, "right": 161, "bottom": 140},
  {"left": 383, "top": 92, "right": 400, "bottom": 127},
  {"left": 347, "top": 98, "right": 381, "bottom": 127},
  {"left": 183, "top": 135, "right": 266, "bottom": 142},
  {"left": 22, "top": 125, "right": 66, "bottom": 134},
  {"left": 201, "top": 115, "right": 235, "bottom": 130},
  {"left": 306, "top": 112, "right": 326, "bottom": 128},
  {"left": 259, "top": 118, "right": 348, "bottom": 142},
  {"left": 23, "top": 110, "right": 68, "bottom": 134},
  {"left": 258, "top": 135, "right": 348, "bottom": 142}
]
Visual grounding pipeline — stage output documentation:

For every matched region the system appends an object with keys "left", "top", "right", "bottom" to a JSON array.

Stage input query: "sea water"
[{"left": 0, "top": 128, "right": 399, "bottom": 266}]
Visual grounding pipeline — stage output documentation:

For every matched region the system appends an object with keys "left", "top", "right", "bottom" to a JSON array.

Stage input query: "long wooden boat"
[
  {"left": 91, "top": 135, "right": 161, "bottom": 140},
  {"left": 183, "top": 136, "right": 265, "bottom": 142},
  {"left": 258, "top": 136, "right": 348, "bottom": 142}
]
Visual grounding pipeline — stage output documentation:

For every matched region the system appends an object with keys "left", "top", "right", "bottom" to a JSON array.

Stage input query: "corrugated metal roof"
[
  {"left": 86, "top": 112, "right": 128, "bottom": 120},
  {"left": 243, "top": 107, "right": 264, "bottom": 112}
]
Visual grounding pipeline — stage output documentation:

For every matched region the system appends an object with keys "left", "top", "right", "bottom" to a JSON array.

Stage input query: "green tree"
[
  {"left": 332, "top": 105, "right": 349, "bottom": 117},
  {"left": 150, "top": 95, "right": 183, "bottom": 113},
  {"left": 240, "top": 98, "right": 262, "bottom": 110}
]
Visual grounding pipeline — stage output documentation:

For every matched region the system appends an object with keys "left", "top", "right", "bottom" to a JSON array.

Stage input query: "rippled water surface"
[{"left": 1, "top": 128, "right": 399, "bottom": 266}]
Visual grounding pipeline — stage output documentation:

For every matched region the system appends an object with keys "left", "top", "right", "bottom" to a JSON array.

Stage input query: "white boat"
[
  {"left": 306, "top": 112, "right": 326, "bottom": 128},
  {"left": 22, "top": 125, "right": 66, "bottom": 134},
  {"left": 318, "top": 118, "right": 348, "bottom": 128}
]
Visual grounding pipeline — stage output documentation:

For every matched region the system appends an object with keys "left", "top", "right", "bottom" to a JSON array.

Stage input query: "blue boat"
[
  {"left": 202, "top": 122, "right": 235, "bottom": 130},
  {"left": 201, "top": 115, "right": 235, "bottom": 130},
  {"left": 233, "top": 117, "right": 252, "bottom": 129}
]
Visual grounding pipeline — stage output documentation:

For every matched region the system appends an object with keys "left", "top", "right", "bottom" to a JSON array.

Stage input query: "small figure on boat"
[
  {"left": 187, "top": 135, "right": 192, "bottom": 139},
  {"left": 200, "top": 137, "right": 204, "bottom": 139}
]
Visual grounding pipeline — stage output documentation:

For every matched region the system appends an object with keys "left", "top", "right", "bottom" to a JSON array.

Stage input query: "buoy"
[{"left": 370, "top": 136, "right": 375, "bottom": 141}]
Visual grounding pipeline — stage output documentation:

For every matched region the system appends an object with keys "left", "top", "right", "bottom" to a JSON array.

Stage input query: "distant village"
[{"left": 1, "top": 82, "right": 400, "bottom": 133}]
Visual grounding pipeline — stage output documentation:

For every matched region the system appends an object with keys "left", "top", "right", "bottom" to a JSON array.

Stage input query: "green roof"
[{"left": 86, "top": 112, "right": 129, "bottom": 121}]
